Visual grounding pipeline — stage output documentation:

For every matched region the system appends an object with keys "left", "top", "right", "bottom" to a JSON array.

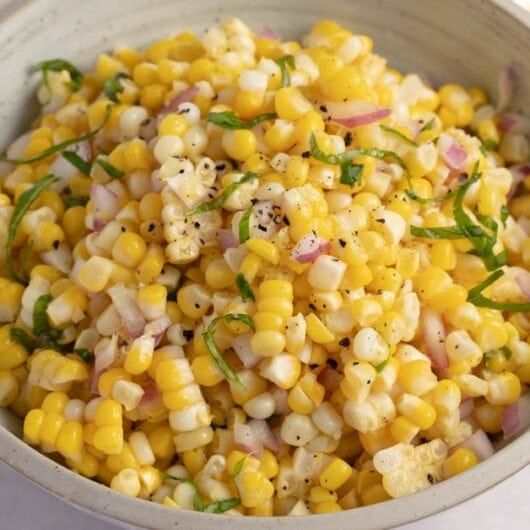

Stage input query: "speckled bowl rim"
[{"left": 0, "top": 0, "right": 529, "bottom": 528}]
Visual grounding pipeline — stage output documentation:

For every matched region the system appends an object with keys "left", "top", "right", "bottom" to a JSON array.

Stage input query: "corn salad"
[{"left": 0, "top": 18, "right": 529, "bottom": 516}]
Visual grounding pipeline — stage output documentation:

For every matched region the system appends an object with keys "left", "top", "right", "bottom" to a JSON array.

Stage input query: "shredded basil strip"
[
  {"left": 236, "top": 273, "right": 255, "bottom": 302},
  {"left": 103, "top": 72, "right": 128, "bottom": 102},
  {"left": 10, "top": 328, "right": 36, "bottom": 350},
  {"left": 96, "top": 157, "right": 125, "bottom": 179},
  {"left": 309, "top": 133, "right": 406, "bottom": 168},
  {"left": 74, "top": 348, "right": 94, "bottom": 363},
  {"left": 202, "top": 498, "right": 240, "bottom": 513},
  {"left": 203, "top": 314, "right": 255, "bottom": 386},
  {"left": 32, "top": 294, "right": 55, "bottom": 336},
  {"left": 420, "top": 118, "right": 436, "bottom": 132},
  {"left": 500, "top": 205, "right": 510, "bottom": 226},
  {"left": 481, "top": 139, "right": 498, "bottom": 152},
  {"left": 1, "top": 104, "right": 112, "bottom": 165},
  {"left": 5, "top": 174, "right": 59, "bottom": 282},
  {"left": 466, "top": 269, "right": 530, "bottom": 312},
  {"left": 64, "top": 196, "right": 89, "bottom": 209},
  {"left": 246, "top": 113, "right": 278, "bottom": 128},
  {"left": 206, "top": 111, "right": 277, "bottom": 130},
  {"left": 276, "top": 55, "right": 295, "bottom": 88},
  {"left": 207, "top": 111, "right": 245, "bottom": 129},
  {"left": 34, "top": 59, "right": 84, "bottom": 92},
  {"left": 62, "top": 151, "right": 91, "bottom": 175},
  {"left": 238, "top": 209, "right": 252, "bottom": 243},
  {"left": 484, "top": 346, "right": 512, "bottom": 368},
  {"left": 161, "top": 473, "right": 239, "bottom": 513},
  {"left": 340, "top": 163, "right": 363, "bottom": 186},
  {"left": 380, "top": 125, "right": 418, "bottom": 147},
  {"left": 186, "top": 172, "right": 260, "bottom": 216},
  {"left": 405, "top": 187, "right": 457, "bottom": 204},
  {"left": 232, "top": 455, "right": 248, "bottom": 478},
  {"left": 452, "top": 164, "right": 505, "bottom": 270},
  {"left": 411, "top": 225, "right": 484, "bottom": 240}
]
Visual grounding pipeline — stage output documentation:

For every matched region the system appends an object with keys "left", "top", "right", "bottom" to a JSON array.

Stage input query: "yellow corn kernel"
[
  {"left": 390, "top": 416, "right": 420, "bottom": 444},
  {"left": 191, "top": 355, "right": 224, "bottom": 386},
  {"left": 245, "top": 238, "right": 279, "bottom": 265},
  {"left": 93, "top": 425, "right": 124, "bottom": 455},
  {"left": 313, "top": 501, "right": 342, "bottom": 514},
  {"left": 319, "top": 458, "right": 353, "bottom": 490},
  {"left": 442, "top": 448, "right": 477, "bottom": 478},
  {"left": 23, "top": 408, "right": 45, "bottom": 444},
  {"left": 112, "top": 232, "right": 147, "bottom": 267},
  {"left": 306, "top": 313, "right": 335, "bottom": 343},
  {"left": 396, "top": 393, "right": 437, "bottom": 430},
  {"left": 221, "top": 129, "right": 257, "bottom": 161},
  {"left": 275, "top": 87, "right": 313, "bottom": 120}
]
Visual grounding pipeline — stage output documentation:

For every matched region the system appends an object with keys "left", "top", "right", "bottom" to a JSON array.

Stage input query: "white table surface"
[{"left": 0, "top": 460, "right": 528, "bottom": 530}]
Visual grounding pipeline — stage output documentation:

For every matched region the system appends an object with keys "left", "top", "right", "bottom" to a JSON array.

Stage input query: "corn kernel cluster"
[{"left": 0, "top": 18, "right": 529, "bottom": 516}]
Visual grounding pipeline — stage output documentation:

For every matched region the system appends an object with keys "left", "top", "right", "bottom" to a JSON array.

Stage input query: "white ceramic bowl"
[{"left": 0, "top": 0, "right": 529, "bottom": 528}]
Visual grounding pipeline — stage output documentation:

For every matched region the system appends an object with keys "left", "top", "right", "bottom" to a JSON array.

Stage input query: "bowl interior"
[{"left": 0, "top": 0, "right": 529, "bottom": 529}]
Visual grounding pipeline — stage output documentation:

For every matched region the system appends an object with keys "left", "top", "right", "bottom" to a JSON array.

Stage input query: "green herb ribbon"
[
  {"left": 310, "top": 133, "right": 404, "bottom": 188},
  {"left": 206, "top": 111, "right": 277, "bottom": 130},
  {"left": 34, "top": 59, "right": 84, "bottom": 93},
  {"left": 275, "top": 55, "right": 295, "bottom": 88},
  {"left": 236, "top": 273, "right": 255, "bottom": 302},
  {"left": 238, "top": 208, "right": 252, "bottom": 243},
  {"left": 9, "top": 328, "right": 36, "bottom": 350},
  {"left": 420, "top": 118, "right": 436, "bottom": 132},
  {"left": 96, "top": 157, "right": 125, "bottom": 179},
  {"left": 62, "top": 151, "right": 91, "bottom": 175},
  {"left": 202, "top": 314, "right": 255, "bottom": 386},
  {"left": 5, "top": 174, "right": 59, "bottom": 282},
  {"left": 309, "top": 133, "right": 406, "bottom": 168},
  {"left": 340, "top": 163, "right": 363, "bottom": 186},
  {"left": 103, "top": 72, "right": 128, "bottom": 102},
  {"left": 74, "top": 348, "right": 94, "bottom": 363},
  {"left": 466, "top": 269, "right": 530, "bottom": 312},
  {"left": 161, "top": 473, "right": 239, "bottom": 513},
  {"left": 185, "top": 172, "right": 260, "bottom": 216},
  {"left": 380, "top": 125, "right": 418, "bottom": 147},
  {"left": 64, "top": 196, "right": 89, "bottom": 209},
  {"left": 1, "top": 104, "right": 112, "bottom": 165}
]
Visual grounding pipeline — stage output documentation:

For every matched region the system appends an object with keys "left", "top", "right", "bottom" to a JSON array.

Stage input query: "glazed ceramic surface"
[{"left": 0, "top": 0, "right": 529, "bottom": 528}]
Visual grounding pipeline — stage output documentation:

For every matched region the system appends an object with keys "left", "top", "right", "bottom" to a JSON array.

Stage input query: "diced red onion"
[
  {"left": 259, "top": 26, "right": 280, "bottom": 40},
  {"left": 139, "top": 382, "right": 160, "bottom": 407},
  {"left": 108, "top": 283, "right": 146, "bottom": 339},
  {"left": 224, "top": 247, "right": 246, "bottom": 273},
  {"left": 501, "top": 394, "right": 530, "bottom": 440},
  {"left": 144, "top": 315, "right": 172, "bottom": 346},
  {"left": 317, "top": 366, "right": 343, "bottom": 393},
  {"left": 218, "top": 228, "right": 238, "bottom": 251},
  {"left": 439, "top": 134, "right": 468, "bottom": 170},
  {"left": 90, "top": 335, "right": 118, "bottom": 394},
  {"left": 508, "top": 164, "right": 530, "bottom": 199},
  {"left": 422, "top": 308, "right": 448, "bottom": 371},
  {"left": 516, "top": 272, "right": 530, "bottom": 300},
  {"left": 91, "top": 184, "right": 120, "bottom": 231},
  {"left": 292, "top": 232, "right": 330, "bottom": 263},
  {"left": 324, "top": 100, "right": 391, "bottom": 128},
  {"left": 497, "top": 65, "right": 515, "bottom": 113},
  {"left": 248, "top": 419, "right": 281, "bottom": 453},
  {"left": 498, "top": 112, "right": 530, "bottom": 134},
  {"left": 159, "top": 86, "right": 199, "bottom": 115},
  {"left": 454, "top": 429, "right": 494, "bottom": 461},
  {"left": 234, "top": 423, "right": 263, "bottom": 455},
  {"left": 232, "top": 332, "right": 261, "bottom": 368},
  {"left": 459, "top": 398, "right": 475, "bottom": 420}
]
